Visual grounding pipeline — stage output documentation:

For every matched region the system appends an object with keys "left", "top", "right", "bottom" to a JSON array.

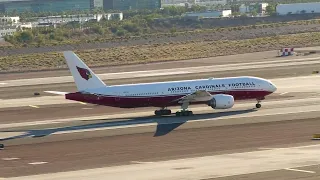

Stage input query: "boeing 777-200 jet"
[{"left": 46, "top": 51, "right": 277, "bottom": 116}]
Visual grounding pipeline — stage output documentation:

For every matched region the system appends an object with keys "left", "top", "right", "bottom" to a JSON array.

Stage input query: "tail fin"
[{"left": 63, "top": 51, "right": 106, "bottom": 91}]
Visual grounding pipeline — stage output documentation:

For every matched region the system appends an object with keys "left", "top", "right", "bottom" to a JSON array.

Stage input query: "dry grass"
[
  {"left": 3, "top": 19, "right": 320, "bottom": 49},
  {"left": 0, "top": 41, "right": 13, "bottom": 47},
  {"left": 1, "top": 31, "right": 320, "bottom": 72}
]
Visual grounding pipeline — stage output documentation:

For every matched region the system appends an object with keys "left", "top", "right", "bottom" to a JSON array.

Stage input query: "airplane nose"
[{"left": 270, "top": 82, "right": 277, "bottom": 92}]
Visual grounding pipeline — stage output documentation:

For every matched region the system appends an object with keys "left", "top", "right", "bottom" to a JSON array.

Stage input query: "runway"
[
  {"left": 1, "top": 116, "right": 320, "bottom": 179},
  {"left": 1, "top": 96, "right": 320, "bottom": 143},
  {"left": 0, "top": 55, "right": 319, "bottom": 88},
  {"left": 0, "top": 51, "right": 320, "bottom": 179},
  {"left": 0, "top": 50, "right": 286, "bottom": 81},
  {"left": 6, "top": 144, "right": 320, "bottom": 180},
  {"left": 0, "top": 53, "right": 318, "bottom": 100}
]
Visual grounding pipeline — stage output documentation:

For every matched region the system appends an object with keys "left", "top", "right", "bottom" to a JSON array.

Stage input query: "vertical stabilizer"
[{"left": 63, "top": 51, "right": 106, "bottom": 91}]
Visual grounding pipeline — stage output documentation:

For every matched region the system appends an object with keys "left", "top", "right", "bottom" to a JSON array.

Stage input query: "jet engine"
[{"left": 207, "top": 94, "right": 234, "bottom": 109}]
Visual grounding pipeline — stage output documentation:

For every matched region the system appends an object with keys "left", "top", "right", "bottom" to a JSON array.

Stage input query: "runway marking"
[
  {"left": 280, "top": 92, "right": 289, "bottom": 95},
  {"left": 28, "top": 161, "right": 48, "bottom": 165},
  {"left": 258, "top": 148, "right": 280, "bottom": 150},
  {"left": 1, "top": 100, "right": 320, "bottom": 133},
  {"left": 0, "top": 83, "right": 7, "bottom": 85},
  {"left": 2, "top": 157, "right": 20, "bottom": 161},
  {"left": 11, "top": 144, "right": 320, "bottom": 180},
  {"left": 259, "top": 144, "right": 320, "bottom": 150},
  {"left": 28, "top": 105, "right": 39, "bottom": 108},
  {"left": 82, "top": 108, "right": 93, "bottom": 110},
  {"left": 131, "top": 161, "right": 154, "bottom": 164},
  {"left": 284, "top": 168, "right": 316, "bottom": 173}
]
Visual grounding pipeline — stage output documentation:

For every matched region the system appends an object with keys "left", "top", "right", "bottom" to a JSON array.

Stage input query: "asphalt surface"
[
  {"left": 0, "top": 73, "right": 319, "bottom": 125},
  {"left": 212, "top": 165, "right": 320, "bottom": 180},
  {"left": 0, "top": 56, "right": 319, "bottom": 100},
  {"left": 1, "top": 118, "right": 320, "bottom": 178},
  {"left": 0, "top": 52, "right": 320, "bottom": 179}
]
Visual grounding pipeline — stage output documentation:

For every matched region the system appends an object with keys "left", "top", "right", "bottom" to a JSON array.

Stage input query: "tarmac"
[{"left": 0, "top": 50, "right": 320, "bottom": 179}]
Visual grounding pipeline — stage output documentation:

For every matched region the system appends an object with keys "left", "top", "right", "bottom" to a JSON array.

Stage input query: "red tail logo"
[{"left": 76, "top": 66, "right": 92, "bottom": 80}]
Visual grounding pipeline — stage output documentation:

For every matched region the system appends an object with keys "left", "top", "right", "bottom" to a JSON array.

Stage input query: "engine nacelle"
[{"left": 207, "top": 94, "right": 234, "bottom": 109}]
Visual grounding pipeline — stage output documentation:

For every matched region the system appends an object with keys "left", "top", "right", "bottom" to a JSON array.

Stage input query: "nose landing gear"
[
  {"left": 256, "top": 98, "right": 263, "bottom": 108},
  {"left": 256, "top": 103, "right": 261, "bottom": 108}
]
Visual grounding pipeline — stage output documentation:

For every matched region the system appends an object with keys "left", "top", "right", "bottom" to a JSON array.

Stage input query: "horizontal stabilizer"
[{"left": 44, "top": 91, "right": 69, "bottom": 95}]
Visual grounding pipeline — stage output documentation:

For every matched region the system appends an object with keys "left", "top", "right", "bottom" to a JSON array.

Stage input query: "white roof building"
[
  {"left": 0, "top": 16, "right": 19, "bottom": 24},
  {"left": 276, "top": 2, "right": 320, "bottom": 15},
  {"left": 184, "top": 10, "right": 232, "bottom": 19}
]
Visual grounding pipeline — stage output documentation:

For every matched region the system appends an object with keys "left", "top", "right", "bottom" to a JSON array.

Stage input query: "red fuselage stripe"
[{"left": 65, "top": 90, "right": 272, "bottom": 108}]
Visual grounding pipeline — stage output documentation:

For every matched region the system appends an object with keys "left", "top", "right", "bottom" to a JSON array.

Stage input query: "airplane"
[{"left": 46, "top": 51, "right": 277, "bottom": 117}]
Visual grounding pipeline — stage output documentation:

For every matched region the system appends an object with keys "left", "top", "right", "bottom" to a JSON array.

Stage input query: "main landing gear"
[
  {"left": 154, "top": 109, "right": 193, "bottom": 116},
  {"left": 154, "top": 102, "right": 194, "bottom": 117},
  {"left": 175, "top": 102, "right": 193, "bottom": 117},
  {"left": 176, "top": 110, "right": 193, "bottom": 116},
  {"left": 155, "top": 109, "right": 171, "bottom": 116},
  {"left": 0, "top": 143, "right": 4, "bottom": 150},
  {"left": 256, "top": 99, "right": 262, "bottom": 108}
]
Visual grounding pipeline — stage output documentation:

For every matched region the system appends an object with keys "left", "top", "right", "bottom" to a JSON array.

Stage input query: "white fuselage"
[{"left": 84, "top": 76, "right": 277, "bottom": 97}]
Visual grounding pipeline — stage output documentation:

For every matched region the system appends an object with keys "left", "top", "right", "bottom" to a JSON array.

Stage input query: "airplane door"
[
  {"left": 115, "top": 92, "right": 120, "bottom": 102},
  {"left": 146, "top": 97, "right": 151, "bottom": 106}
]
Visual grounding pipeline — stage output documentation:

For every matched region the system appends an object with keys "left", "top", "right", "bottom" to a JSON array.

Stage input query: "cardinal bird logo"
[{"left": 76, "top": 66, "right": 92, "bottom": 80}]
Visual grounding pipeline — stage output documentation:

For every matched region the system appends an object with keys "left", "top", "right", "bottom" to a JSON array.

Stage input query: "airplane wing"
[{"left": 176, "top": 90, "right": 212, "bottom": 104}]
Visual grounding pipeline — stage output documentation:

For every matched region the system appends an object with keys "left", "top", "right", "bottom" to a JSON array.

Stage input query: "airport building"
[
  {"left": 103, "top": 0, "right": 161, "bottom": 10},
  {"left": 35, "top": 13, "right": 123, "bottom": 24},
  {"left": 183, "top": 10, "right": 232, "bottom": 19},
  {"left": 0, "top": 0, "right": 160, "bottom": 13},
  {"left": 90, "top": 0, "right": 103, "bottom": 9},
  {"left": 194, "top": 0, "right": 227, "bottom": 6},
  {"left": 276, "top": 2, "right": 320, "bottom": 15},
  {"left": 0, "top": 16, "right": 19, "bottom": 24},
  {"left": 0, "top": 0, "right": 101, "bottom": 13},
  {"left": 0, "top": 26, "right": 16, "bottom": 37},
  {"left": 239, "top": 2, "right": 268, "bottom": 14},
  {"left": 161, "top": 0, "right": 226, "bottom": 7}
]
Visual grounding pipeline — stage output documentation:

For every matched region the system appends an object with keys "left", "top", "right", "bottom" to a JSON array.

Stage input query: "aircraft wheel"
[
  {"left": 184, "top": 111, "right": 193, "bottom": 116},
  {"left": 256, "top": 103, "right": 261, "bottom": 108},
  {"left": 0, "top": 144, "right": 4, "bottom": 150},
  {"left": 155, "top": 110, "right": 161, "bottom": 116},
  {"left": 155, "top": 109, "right": 172, "bottom": 116},
  {"left": 164, "top": 109, "right": 171, "bottom": 115},
  {"left": 182, "top": 111, "right": 189, "bottom": 116},
  {"left": 176, "top": 111, "right": 193, "bottom": 116}
]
